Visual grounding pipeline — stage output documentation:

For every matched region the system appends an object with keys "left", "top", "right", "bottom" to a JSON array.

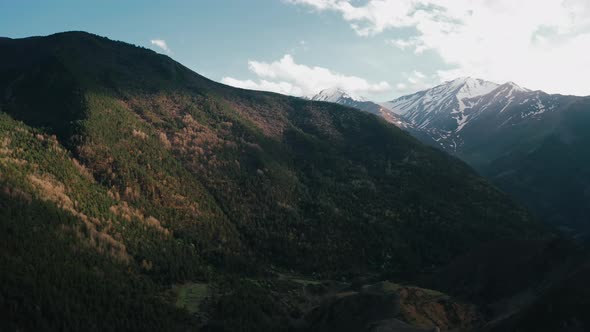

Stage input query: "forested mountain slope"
[
  {"left": 0, "top": 32, "right": 544, "bottom": 331},
  {"left": 386, "top": 77, "right": 590, "bottom": 234}
]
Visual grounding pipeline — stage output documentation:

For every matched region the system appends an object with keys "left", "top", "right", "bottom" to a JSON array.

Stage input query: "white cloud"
[
  {"left": 396, "top": 83, "right": 407, "bottom": 90},
  {"left": 388, "top": 38, "right": 425, "bottom": 53},
  {"left": 396, "top": 70, "right": 435, "bottom": 93},
  {"left": 222, "top": 54, "right": 391, "bottom": 97},
  {"left": 288, "top": 0, "right": 590, "bottom": 95},
  {"left": 150, "top": 39, "right": 171, "bottom": 53},
  {"left": 221, "top": 77, "right": 304, "bottom": 96}
]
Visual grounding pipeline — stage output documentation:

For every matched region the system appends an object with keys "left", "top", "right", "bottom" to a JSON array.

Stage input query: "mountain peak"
[
  {"left": 447, "top": 77, "right": 501, "bottom": 100},
  {"left": 447, "top": 76, "right": 490, "bottom": 86},
  {"left": 311, "top": 87, "right": 411, "bottom": 128},
  {"left": 312, "top": 87, "right": 365, "bottom": 102},
  {"left": 502, "top": 81, "right": 529, "bottom": 92},
  {"left": 382, "top": 77, "right": 500, "bottom": 115},
  {"left": 447, "top": 78, "right": 530, "bottom": 95},
  {"left": 449, "top": 76, "right": 478, "bottom": 83}
]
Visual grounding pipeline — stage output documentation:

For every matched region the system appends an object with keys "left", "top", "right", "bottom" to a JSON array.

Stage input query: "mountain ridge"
[
  {"left": 0, "top": 32, "right": 549, "bottom": 330},
  {"left": 382, "top": 77, "right": 583, "bottom": 152},
  {"left": 382, "top": 76, "right": 590, "bottom": 234},
  {"left": 311, "top": 87, "right": 411, "bottom": 128}
]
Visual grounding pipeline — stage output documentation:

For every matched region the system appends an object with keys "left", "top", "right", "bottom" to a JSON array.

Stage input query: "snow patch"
[
  {"left": 312, "top": 87, "right": 364, "bottom": 103},
  {"left": 499, "top": 97, "right": 515, "bottom": 113}
]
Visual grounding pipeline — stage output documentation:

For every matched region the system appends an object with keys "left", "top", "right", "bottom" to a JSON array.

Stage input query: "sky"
[{"left": 1, "top": 0, "right": 590, "bottom": 101}]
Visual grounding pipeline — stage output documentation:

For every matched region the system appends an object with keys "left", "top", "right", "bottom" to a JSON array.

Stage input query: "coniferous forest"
[{"left": 1, "top": 32, "right": 589, "bottom": 332}]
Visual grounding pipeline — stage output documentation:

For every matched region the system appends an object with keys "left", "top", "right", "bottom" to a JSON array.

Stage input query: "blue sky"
[{"left": 2, "top": 0, "right": 589, "bottom": 100}]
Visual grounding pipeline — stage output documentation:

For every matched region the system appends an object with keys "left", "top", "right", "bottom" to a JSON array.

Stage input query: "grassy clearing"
[
  {"left": 275, "top": 272, "right": 323, "bottom": 286},
  {"left": 174, "top": 283, "right": 209, "bottom": 314}
]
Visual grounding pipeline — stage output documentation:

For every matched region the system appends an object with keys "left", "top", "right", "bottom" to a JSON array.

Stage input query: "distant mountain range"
[
  {"left": 311, "top": 88, "right": 410, "bottom": 128},
  {"left": 382, "top": 77, "right": 572, "bottom": 153},
  {"left": 387, "top": 78, "right": 590, "bottom": 233},
  {"left": 318, "top": 78, "right": 590, "bottom": 234}
]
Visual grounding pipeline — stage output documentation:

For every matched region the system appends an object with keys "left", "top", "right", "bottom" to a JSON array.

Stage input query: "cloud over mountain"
[
  {"left": 222, "top": 54, "right": 391, "bottom": 97},
  {"left": 150, "top": 39, "right": 171, "bottom": 53},
  {"left": 288, "top": 0, "right": 590, "bottom": 96}
]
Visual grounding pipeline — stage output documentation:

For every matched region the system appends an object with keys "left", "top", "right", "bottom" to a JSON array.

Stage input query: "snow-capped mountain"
[
  {"left": 311, "top": 88, "right": 410, "bottom": 128},
  {"left": 312, "top": 87, "right": 366, "bottom": 103},
  {"left": 382, "top": 77, "right": 500, "bottom": 117},
  {"left": 384, "top": 77, "right": 590, "bottom": 234},
  {"left": 383, "top": 77, "right": 568, "bottom": 151}
]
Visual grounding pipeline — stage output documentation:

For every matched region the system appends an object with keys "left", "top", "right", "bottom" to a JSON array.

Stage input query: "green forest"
[{"left": 1, "top": 32, "right": 587, "bottom": 332}]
